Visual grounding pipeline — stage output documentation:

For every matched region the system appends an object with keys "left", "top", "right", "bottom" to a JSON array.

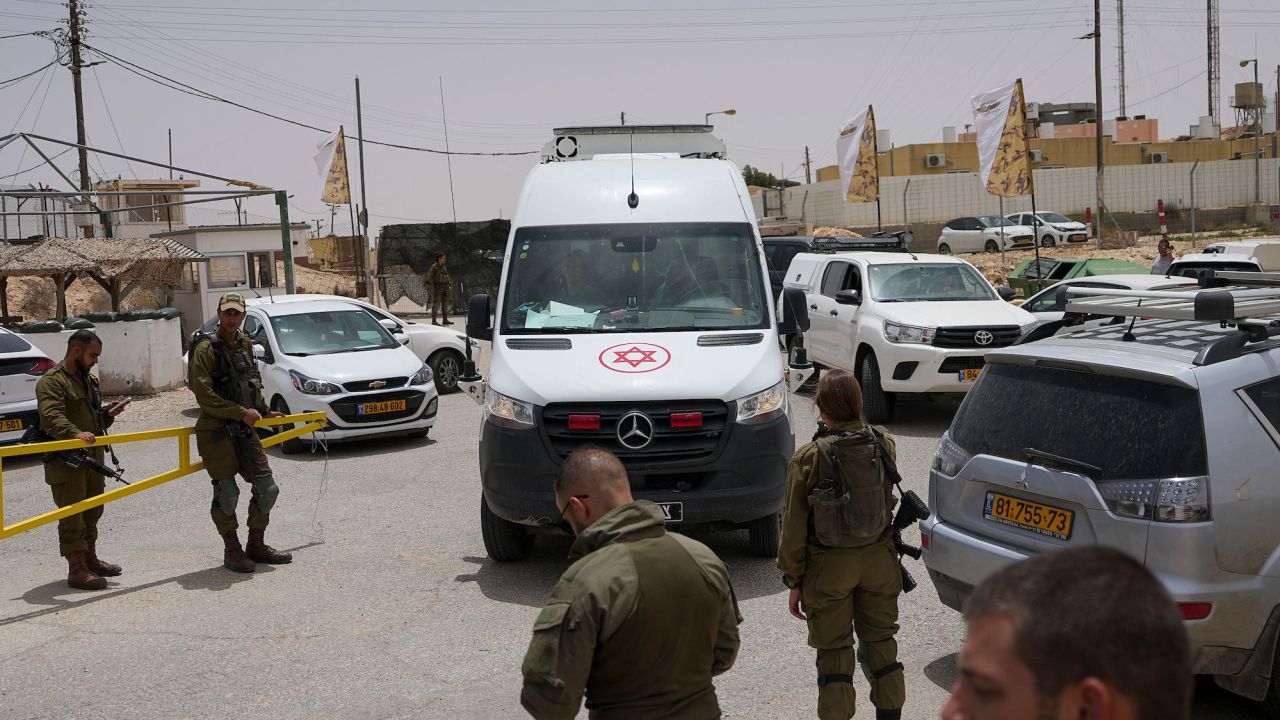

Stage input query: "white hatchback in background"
[
  {"left": 0, "top": 329, "right": 55, "bottom": 445},
  {"left": 937, "top": 216, "right": 1036, "bottom": 254},
  {"left": 243, "top": 294, "right": 478, "bottom": 395},
  {"left": 237, "top": 299, "right": 438, "bottom": 453},
  {"left": 1020, "top": 274, "right": 1199, "bottom": 333},
  {"left": 1005, "top": 211, "right": 1089, "bottom": 247}
]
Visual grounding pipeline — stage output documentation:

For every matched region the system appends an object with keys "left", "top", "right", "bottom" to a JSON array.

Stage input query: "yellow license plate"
[
  {"left": 358, "top": 399, "right": 406, "bottom": 416},
  {"left": 984, "top": 491, "right": 1074, "bottom": 540},
  {"left": 0, "top": 418, "right": 23, "bottom": 432},
  {"left": 959, "top": 368, "right": 982, "bottom": 382}
]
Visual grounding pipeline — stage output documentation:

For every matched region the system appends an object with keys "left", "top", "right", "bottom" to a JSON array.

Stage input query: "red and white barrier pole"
[
  {"left": 1085, "top": 207, "right": 1093, "bottom": 236},
  {"left": 1158, "top": 199, "right": 1168, "bottom": 238}
]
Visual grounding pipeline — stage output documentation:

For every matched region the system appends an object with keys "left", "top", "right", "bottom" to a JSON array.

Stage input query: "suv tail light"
[
  {"left": 26, "top": 357, "right": 56, "bottom": 375},
  {"left": 1096, "top": 476, "right": 1210, "bottom": 523},
  {"left": 932, "top": 433, "right": 973, "bottom": 477}
]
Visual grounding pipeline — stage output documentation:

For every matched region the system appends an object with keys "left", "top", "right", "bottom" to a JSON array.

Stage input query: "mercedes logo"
[
  {"left": 616, "top": 411, "right": 655, "bottom": 450},
  {"left": 974, "top": 330, "right": 994, "bottom": 346}
]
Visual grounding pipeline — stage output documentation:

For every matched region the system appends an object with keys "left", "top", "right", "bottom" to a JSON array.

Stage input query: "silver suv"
[{"left": 921, "top": 273, "right": 1280, "bottom": 710}]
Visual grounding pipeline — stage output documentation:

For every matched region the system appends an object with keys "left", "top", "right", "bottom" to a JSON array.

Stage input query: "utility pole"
[
  {"left": 620, "top": 111, "right": 626, "bottom": 126},
  {"left": 804, "top": 146, "right": 812, "bottom": 184},
  {"left": 1116, "top": 0, "right": 1126, "bottom": 118},
  {"left": 167, "top": 128, "right": 173, "bottom": 179},
  {"left": 67, "top": 0, "right": 92, "bottom": 233},
  {"left": 1094, "top": 0, "right": 1106, "bottom": 242},
  {"left": 355, "top": 77, "right": 372, "bottom": 301},
  {"left": 1208, "top": 0, "right": 1220, "bottom": 128}
]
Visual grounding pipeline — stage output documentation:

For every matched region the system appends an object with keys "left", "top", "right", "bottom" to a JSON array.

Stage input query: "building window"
[
  {"left": 178, "top": 261, "right": 200, "bottom": 292},
  {"left": 208, "top": 254, "right": 247, "bottom": 289}
]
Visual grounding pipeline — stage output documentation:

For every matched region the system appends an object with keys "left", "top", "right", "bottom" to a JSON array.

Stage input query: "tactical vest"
[
  {"left": 808, "top": 428, "right": 897, "bottom": 548},
  {"left": 191, "top": 332, "right": 260, "bottom": 407}
]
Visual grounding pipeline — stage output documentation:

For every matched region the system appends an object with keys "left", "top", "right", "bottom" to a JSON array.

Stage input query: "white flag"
[
  {"left": 314, "top": 129, "right": 341, "bottom": 179},
  {"left": 972, "top": 79, "right": 1033, "bottom": 197},
  {"left": 836, "top": 106, "right": 879, "bottom": 203}
]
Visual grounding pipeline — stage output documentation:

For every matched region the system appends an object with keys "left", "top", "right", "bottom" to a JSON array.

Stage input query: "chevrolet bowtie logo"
[{"left": 369, "top": 380, "right": 387, "bottom": 389}]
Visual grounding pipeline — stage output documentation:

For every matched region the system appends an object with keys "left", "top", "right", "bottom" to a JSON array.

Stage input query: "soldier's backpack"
[{"left": 807, "top": 427, "right": 897, "bottom": 548}]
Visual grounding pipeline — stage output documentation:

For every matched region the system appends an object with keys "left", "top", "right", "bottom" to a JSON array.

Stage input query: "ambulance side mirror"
[
  {"left": 777, "top": 287, "right": 810, "bottom": 335},
  {"left": 467, "top": 293, "right": 493, "bottom": 342}
]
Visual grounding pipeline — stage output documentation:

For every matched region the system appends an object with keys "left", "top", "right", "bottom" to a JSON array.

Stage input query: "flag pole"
[
  {"left": 355, "top": 77, "right": 373, "bottom": 302},
  {"left": 1018, "top": 79, "right": 1043, "bottom": 283},
  {"left": 873, "top": 119, "right": 883, "bottom": 232}
]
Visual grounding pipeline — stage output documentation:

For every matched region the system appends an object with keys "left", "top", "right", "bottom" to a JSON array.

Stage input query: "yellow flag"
[{"left": 318, "top": 128, "right": 352, "bottom": 205}]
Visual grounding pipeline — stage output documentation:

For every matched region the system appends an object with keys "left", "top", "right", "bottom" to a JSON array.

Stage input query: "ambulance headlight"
[
  {"left": 735, "top": 379, "right": 787, "bottom": 425},
  {"left": 484, "top": 388, "right": 536, "bottom": 429}
]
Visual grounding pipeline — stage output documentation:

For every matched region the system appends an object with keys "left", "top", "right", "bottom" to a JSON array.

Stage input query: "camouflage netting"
[
  {"left": 378, "top": 220, "right": 509, "bottom": 308},
  {"left": 0, "top": 236, "right": 205, "bottom": 287}
]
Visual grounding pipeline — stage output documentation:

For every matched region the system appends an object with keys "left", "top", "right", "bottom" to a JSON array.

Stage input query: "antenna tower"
[
  {"left": 1117, "top": 0, "right": 1126, "bottom": 117},
  {"left": 1208, "top": 0, "right": 1220, "bottom": 128}
]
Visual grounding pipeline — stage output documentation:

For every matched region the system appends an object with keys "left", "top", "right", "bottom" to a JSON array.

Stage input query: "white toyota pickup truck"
[{"left": 783, "top": 251, "right": 1036, "bottom": 422}]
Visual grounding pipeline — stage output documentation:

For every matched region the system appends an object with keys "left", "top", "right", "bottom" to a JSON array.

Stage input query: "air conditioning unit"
[
  {"left": 925, "top": 154, "right": 947, "bottom": 168},
  {"left": 1149, "top": 152, "right": 1170, "bottom": 164},
  {"left": 1029, "top": 149, "right": 1044, "bottom": 163}
]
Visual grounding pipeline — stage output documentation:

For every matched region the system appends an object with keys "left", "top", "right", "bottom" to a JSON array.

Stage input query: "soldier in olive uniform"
[
  {"left": 521, "top": 447, "right": 742, "bottom": 719},
  {"left": 425, "top": 253, "right": 453, "bottom": 326},
  {"left": 189, "top": 292, "right": 290, "bottom": 573},
  {"left": 779, "top": 370, "right": 906, "bottom": 720},
  {"left": 36, "top": 330, "right": 128, "bottom": 590}
]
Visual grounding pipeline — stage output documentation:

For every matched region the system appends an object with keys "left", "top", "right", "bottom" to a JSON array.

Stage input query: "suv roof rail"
[
  {"left": 1055, "top": 272, "right": 1280, "bottom": 323},
  {"left": 809, "top": 233, "right": 908, "bottom": 254}
]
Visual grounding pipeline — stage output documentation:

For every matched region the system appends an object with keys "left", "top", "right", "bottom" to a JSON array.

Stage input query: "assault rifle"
[
  {"left": 873, "top": 430, "right": 932, "bottom": 594},
  {"left": 24, "top": 427, "right": 128, "bottom": 485},
  {"left": 214, "top": 420, "right": 256, "bottom": 461}
]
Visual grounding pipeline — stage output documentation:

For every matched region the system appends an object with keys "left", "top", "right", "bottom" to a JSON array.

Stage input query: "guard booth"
[{"left": 156, "top": 223, "right": 310, "bottom": 337}]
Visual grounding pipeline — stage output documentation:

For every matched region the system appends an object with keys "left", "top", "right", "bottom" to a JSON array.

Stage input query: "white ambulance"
[{"left": 460, "top": 125, "right": 811, "bottom": 561}]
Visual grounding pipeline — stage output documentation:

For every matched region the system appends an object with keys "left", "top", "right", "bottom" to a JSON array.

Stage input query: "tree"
[{"left": 742, "top": 165, "right": 781, "bottom": 188}]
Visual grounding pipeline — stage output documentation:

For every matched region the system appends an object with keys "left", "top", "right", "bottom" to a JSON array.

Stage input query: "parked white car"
[
  {"left": 1019, "top": 274, "right": 1198, "bottom": 334},
  {"left": 784, "top": 251, "right": 1035, "bottom": 422},
  {"left": 0, "top": 329, "right": 55, "bottom": 445},
  {"left": 214, "top": 299, "right": 438, "bottom": 453},
  {"left": 1005, "top": 210, "right": 1089, "bottom": 247},
  {"left": 242, "top": 294, "right": 477, "bottom": 394},
  {"left": 937, "top": 216, "right": 1035, "bottom": 254}
]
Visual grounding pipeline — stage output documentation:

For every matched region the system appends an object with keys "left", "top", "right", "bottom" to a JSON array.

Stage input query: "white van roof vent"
[{"left": 542, "top": 125, "right": 727, "bottom": 163}]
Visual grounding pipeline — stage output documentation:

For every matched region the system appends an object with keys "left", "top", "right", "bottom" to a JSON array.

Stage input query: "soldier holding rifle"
[
  {"left": 36, "top": 330, "right": 129, "bottom": 590},
  {"left": 189, "top": 292, "right": 290, "bottom": 573}
]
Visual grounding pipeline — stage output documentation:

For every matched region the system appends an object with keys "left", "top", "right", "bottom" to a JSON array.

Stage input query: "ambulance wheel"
[
  {"left": 748, "top": 512, "right": 781, "bottom": 558},
  {"left": 482, "top": 495, "right": 535, "bottom": 562}
]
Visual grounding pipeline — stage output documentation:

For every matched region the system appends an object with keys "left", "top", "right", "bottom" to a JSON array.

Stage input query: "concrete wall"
[
  {"left": 18, "top": 317, "right": 185, "bottom": 395},
  {"left": 764, "top": 158, "right": 1280, "bottom": 229}
]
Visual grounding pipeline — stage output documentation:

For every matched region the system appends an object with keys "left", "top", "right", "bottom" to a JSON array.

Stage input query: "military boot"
[
  {"left": 222, "top": 530, "right": 255, "bottom": 573},
  {"left": 85, "top": 538, "right": 122, "bottom": 577},
  {"left": 246, "top": 528, "right": 292, "bottom": 564},
  {"left": 67, "top": 551, "right": 108, "bottom": 590}
]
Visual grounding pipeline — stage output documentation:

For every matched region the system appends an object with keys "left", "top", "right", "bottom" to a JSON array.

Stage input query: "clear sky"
[{"left": 1, "top": 0, "right": 1275, "bottom": 236}]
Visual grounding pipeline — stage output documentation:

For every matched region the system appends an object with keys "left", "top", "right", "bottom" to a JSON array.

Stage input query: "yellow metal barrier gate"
[{"left": 0, "top": 412, "right": 326, "bottom": 541}]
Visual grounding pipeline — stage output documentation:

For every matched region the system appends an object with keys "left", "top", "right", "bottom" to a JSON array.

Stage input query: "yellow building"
[{"left": 815, "top": 132, "right": 1277, "bottom": 181}]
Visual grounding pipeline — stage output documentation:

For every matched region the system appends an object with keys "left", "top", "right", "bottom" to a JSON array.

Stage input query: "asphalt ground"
[{"left": 0, "top": 353, "right": 1267, "bottom": 719}]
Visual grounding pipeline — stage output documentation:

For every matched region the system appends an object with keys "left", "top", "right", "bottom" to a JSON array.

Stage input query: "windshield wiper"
[
  {"left": 533, "top": 326, "right": 598, "bottom": 334},
  {"left": 1023, "top": 447, "right": 1101, "bottom": 478}
]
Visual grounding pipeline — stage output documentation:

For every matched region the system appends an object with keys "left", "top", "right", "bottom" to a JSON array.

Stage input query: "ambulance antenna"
[{"left": 627, "top": 132, "right": 639, "bottom": 209}]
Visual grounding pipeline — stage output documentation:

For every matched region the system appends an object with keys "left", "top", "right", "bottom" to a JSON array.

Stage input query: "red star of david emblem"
[{"left": 612, "top": 346, "right": 659, "bottom": 369}]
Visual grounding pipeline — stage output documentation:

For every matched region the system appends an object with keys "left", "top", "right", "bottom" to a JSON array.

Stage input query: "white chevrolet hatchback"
[
  {"left": 239, "top": 299, "right": 438, "bottom": 452},
  {"left": 0, "top": 328, "right": 55, "bottom": 445}
]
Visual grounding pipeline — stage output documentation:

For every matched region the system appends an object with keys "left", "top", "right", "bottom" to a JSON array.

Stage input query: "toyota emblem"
[
  {"left": 974, "top": 330, "right": 994, "bottom": 346},
  {"left": 616, "top": 411, "right": 655, "bottom": 450}
]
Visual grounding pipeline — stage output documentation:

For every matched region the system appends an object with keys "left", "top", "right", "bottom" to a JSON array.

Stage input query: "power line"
[
  {"left": 0, "top": 56, "right": 57, "bottom": 87},
  {"left": 0, "top": 146, "right": 73, "bottom": 180},
  {"left": 89, "top": 65, "right": 136, "bottom": 178},
  {"left": 81, "top": 42, "right": 539, "bottom": 156}
]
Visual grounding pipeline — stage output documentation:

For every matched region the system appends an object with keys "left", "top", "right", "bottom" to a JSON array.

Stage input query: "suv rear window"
[{"left": 950, "top": 362, "right": 1207, "bottom": 480}]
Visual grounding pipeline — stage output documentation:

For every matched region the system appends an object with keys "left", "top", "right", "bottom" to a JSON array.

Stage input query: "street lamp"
[
  {"left": 704, "top": 109, "right": 736, "bottom": 125},
  {"left": 1241, "top": 59, "right": 1261, "bottom": 204}
]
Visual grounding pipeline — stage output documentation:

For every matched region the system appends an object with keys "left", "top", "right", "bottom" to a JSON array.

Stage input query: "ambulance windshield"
[{"left": 501, "top": 222, "right": 769, "bottom": 333}]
